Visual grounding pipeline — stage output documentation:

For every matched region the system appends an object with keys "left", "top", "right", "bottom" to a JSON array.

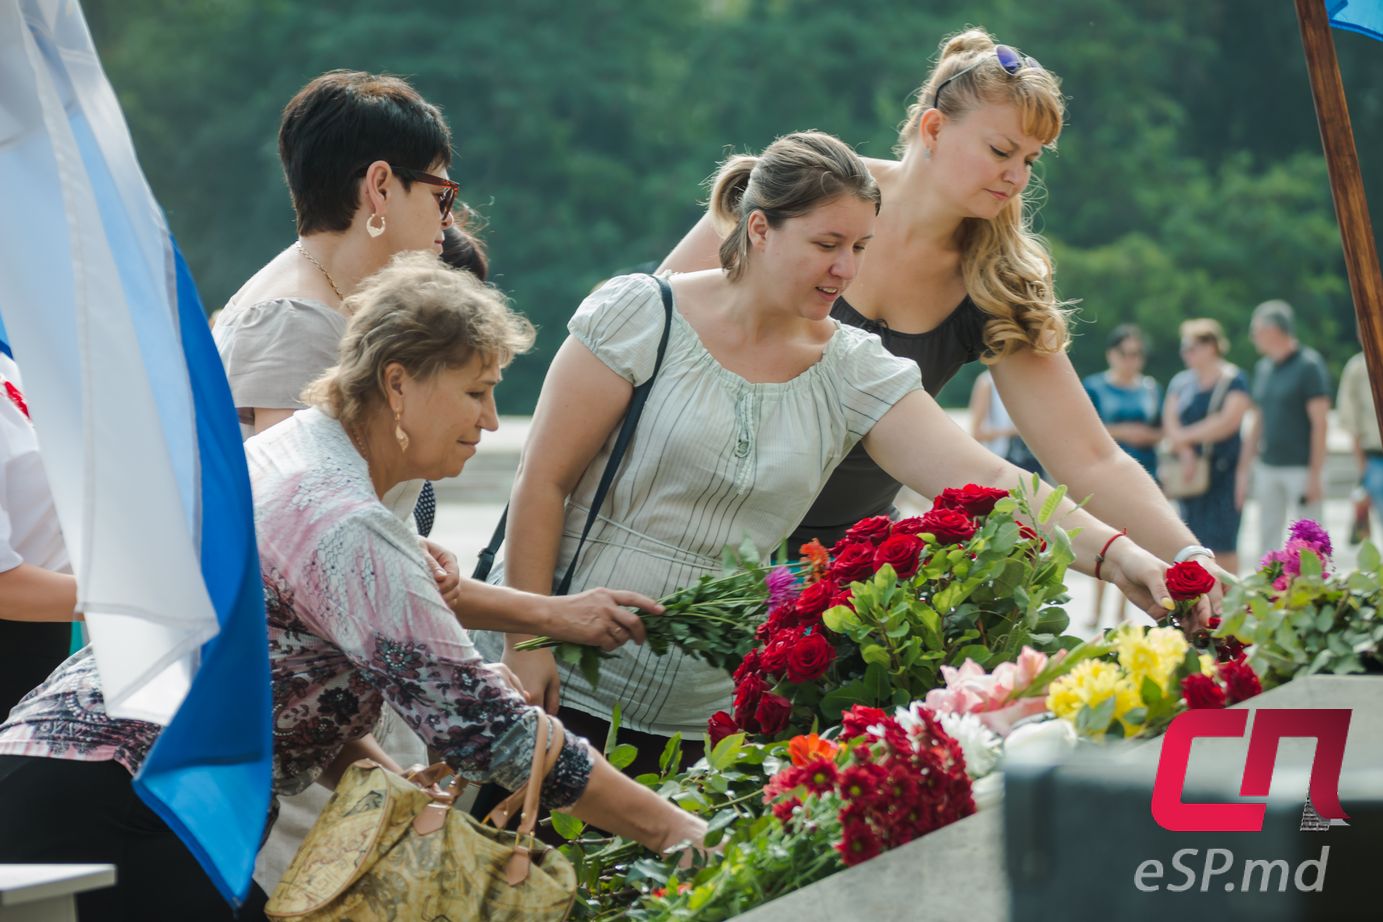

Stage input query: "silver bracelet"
[{"left": 1173, "top": 545, "right": 1216, "bottom": 563}]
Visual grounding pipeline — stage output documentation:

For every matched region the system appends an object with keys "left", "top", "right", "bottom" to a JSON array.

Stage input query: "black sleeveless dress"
[{"left": 787, "top": 294, "right": 989, "bottom": 550}]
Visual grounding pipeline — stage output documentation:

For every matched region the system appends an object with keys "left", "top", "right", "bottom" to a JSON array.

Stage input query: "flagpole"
[{"left": 1294, "top": 0, "right": 1383, "bottom": 432}]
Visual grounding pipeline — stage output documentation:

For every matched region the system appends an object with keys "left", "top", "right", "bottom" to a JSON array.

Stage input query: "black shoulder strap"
[{"left": 472, "top": 276, "right": 675, "bottom": 593}]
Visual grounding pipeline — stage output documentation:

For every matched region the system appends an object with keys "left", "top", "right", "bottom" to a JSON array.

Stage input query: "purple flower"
[
  {"left": 765, "top": 566, "right": 799, "bottom": 609},
  {"left": 1288, "top": 519, "right": 1333, "bottom": 559}
]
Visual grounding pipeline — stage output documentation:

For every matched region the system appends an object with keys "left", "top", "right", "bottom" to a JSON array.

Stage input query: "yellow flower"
[
  {"left": 1199, "top": 653, "right": 1217, "bottom": 677},
  {"left": 1047, "top": 657, "right": 1151, "bottom": 738},
  {"left": 1114, "top": 625, "right": 1188, "bottom": 692}
]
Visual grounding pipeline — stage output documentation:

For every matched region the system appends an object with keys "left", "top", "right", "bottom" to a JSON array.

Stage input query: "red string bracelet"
[{"left": 1094, "top": 528, "right": 1128, "bottom": 581}]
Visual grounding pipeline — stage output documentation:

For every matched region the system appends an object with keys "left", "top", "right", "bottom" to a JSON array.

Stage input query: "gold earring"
[
  {"left": 394, "top": 408, "right": 410, "bottom": 452},
  {"left": 367, "top": 213, "right": 386, "bottom": 238}
]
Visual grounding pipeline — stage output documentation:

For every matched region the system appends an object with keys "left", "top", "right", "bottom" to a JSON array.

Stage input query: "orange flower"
[
  {"left": 788, "top": 732, "right": 838, "bottom": 767},
  {"left": 799, "top": 540, "right": 830, "bottom": 585}
]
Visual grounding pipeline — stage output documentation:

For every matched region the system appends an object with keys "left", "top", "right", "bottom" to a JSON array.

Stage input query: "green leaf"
[
  {"left": 950, "top": 644, "right": 991, "bottom": 667},
  {"left": 1038, "top": 484, "right": 1068, "bottom": 525},
  {"left": 860, "top": 644, "right": 891, "bottom": 667},
  {"left": 822, "top": 605, "right": 853, "bottom": 633},
  {"left": 550, "top": 810, "right": 586, "bottom": 840},
  {"left": 1141, "top": 674, "right": 1165, "bottom": 708},
  {"left": 1358, "top": 540, "right": 1380, "bottom": 572},
  {"left": 1123, "top": 707, "right": 1148, "bottom": 726},
  {"left": 708, "top": 733, "right": 745, "bottom": 772},
  {"left": 579, "top": 648, "right": 603, "bottom": 690},
  {"left": 702, "top": 809, "right": 739, "bottom": 848},
  {"left": 604, "top": 704, "right": 622, "bottom": 757},
  {"left": 1298, "top": 549, "right": 1323, "bottom": 580},
  {"left": 608, "top": 743, "right": 639, "bottom": 771},
  {"left": 1315, "top": 609, "right": 1335, "bottom": 633},
  {"left": 659, "top": 733, "right": 683, "bottom": 776}
]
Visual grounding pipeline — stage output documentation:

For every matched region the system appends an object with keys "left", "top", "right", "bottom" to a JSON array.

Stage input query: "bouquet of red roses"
[{"left": 711, "top": 481, "right": 1080, "bottom": 744}]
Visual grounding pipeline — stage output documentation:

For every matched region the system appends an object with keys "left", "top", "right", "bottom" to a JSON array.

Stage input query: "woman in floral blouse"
[{"left": 0, "top": 253, "right": 704, "bottom": 920}]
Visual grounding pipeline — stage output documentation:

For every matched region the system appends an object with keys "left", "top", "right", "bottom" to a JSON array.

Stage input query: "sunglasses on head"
[
  {"left": 356, "top": 163, "right": 459, "bottom": 217},
  {"left": 932, "top": 44, "right": 1043, "bottom": 109}
]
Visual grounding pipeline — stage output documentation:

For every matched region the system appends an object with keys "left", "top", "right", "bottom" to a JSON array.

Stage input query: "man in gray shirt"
[{"left": 1237, "top": 300, "right": 1331, "bottom": 559}]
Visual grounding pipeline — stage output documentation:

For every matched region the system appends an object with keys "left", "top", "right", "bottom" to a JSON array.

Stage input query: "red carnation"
[
  {"left": 840, "top": 705, "right": 890, "bottom": 740},
  {"left": 829, "top": 542, "right": 876, "bottom": 585},
  {"left": 1166, "top": 560, "right": 1217, "bottom": 601},
  {"left": 755, "top": 692, "right": 793, "bottom": 737},
  {"left": 933, "top": 484, "right": 1009, "bottom": 517},
  {"left": 799, "top": 756, "right": 840, "bottom": 795},
  {"left": 786, "top": 630, "right": 837, "bottom": 683},
  {"left": 844, "top": 515, "right": 893, "bottom": 546},
  {"left": 707, "top": 710, "right": 738, "bottom": 748},
  {"left": 1218, "top": 659, "right": 1262, "bottom": 704},
  {"left": 918, "top": 508, "right": 976, "bottom": 545},
  {"left": 837, "top": 814, "right": 884, "bottom": 866},
  {"left": 772, "top": 797, "right": 800, "bottom": 824},
  {"left": 1181, "top": 673, "right": 1227, "bottom": 709},
  {"left": 838, "top": 762, "right": 890, "bottom": 808},
  {"left": 794, "top": 580, "right": 837, "bottom": 622},
  {"left": 873, "top": 533, "right": 924, "bottom": 580}
]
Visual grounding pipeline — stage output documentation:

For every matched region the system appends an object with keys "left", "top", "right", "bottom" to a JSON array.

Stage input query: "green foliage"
[
  {"left": 85, "top": 1, "right": 1383, "bottom": 412},
  {"left": 1217, "top": 542, "right": 1383, "bottom": 687}
]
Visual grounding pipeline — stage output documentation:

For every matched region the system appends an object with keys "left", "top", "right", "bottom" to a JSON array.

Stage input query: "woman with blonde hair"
[
  {"left": 1163, "top": 319, "right": 1252, "bottom": 573},
  {"left": 0, "top": 254, "right": 705, "bottom": 920},
  {"left": 488, "top": 130, "right": 1174, "bottom": 762},
  {"left": 662, "top": 28, "right": 1227, "bottom": 602}
]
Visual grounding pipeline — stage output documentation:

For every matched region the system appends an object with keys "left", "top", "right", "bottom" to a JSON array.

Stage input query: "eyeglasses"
[
  {"left": 356, "top": 163, "right": 459, "bottom": 217},
  {"left": 932, "top": 44, "right": 1043, "bottom": 109},
  {"left": 391, "top": 166, "right": 459, "bottom": 216},
  {"left": 1117, "top": 349, "right": 1145, "bottom": 359}
]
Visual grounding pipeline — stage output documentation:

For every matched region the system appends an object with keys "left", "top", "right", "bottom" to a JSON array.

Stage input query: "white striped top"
[{"left": 476, "top": 274, "right": 922, "bottom": 735}]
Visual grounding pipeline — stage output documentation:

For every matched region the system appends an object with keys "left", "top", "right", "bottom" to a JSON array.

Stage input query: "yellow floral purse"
[{"left": 266, "top": 712, "right": 577, "bottom": 921}]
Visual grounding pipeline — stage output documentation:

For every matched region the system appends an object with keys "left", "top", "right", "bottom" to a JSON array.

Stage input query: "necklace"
[{"left": 295, "top": 241, "right": 345, "bottom": 300}]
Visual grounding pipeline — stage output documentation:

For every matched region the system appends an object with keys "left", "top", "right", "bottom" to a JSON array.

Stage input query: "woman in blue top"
[{"left": 1082, "top": 325, "right": 1162, "bottom": 626}]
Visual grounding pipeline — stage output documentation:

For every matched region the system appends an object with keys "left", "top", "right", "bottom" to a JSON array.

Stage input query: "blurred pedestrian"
[
  {"left": 1164, "top": 320, "right": 1252, "bottom": 574},
  {"left": 1337, "top": 348, "right": 1381, "bottom": 542},
  {"left": 1237, "top": 300, "right": 1330, "bottom": 559}
]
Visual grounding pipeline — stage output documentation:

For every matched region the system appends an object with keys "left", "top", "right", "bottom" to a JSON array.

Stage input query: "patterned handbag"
[{"left": 266, "top": 712, "right": 577, "bottom": 921}]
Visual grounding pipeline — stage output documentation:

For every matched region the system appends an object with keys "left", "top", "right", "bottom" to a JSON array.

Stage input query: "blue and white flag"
[
  {"left": 1329, "top": 0, "right": 1383, "bottom": 42},
  {"left": 0, "top": 0, "right": 270, "bottom": 904}
]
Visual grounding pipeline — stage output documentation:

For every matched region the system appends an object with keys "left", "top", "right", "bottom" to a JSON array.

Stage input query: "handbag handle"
[
  {"left": 1195, "top": 366, "right": 1237, "bottom": 462},
  {"left": 486, "top": 713, "right": 568, "bottom": 886},
  {"left": 473, "top": 275, "right": 675, "bottom": 589}
]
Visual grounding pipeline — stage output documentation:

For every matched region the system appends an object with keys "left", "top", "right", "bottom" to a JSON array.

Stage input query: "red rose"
[
  {"left": 760, "top": 628, "right": 804, "bottom": 677},
  {"left": 1181, "top": 673, "right": 1226, "bottom": 709},
  {"left": 707, "top": 710, "right": 738, "bottom": 747},
  {"left": 786, "top": 630, "right": 837, "bottom": 683},
  {"left": 933, "top": 484, "right": 1009, "bottom": 517},
  {"left": 755, "top": 692, "right": 793, "bottom": 737},
  {"left": 829, "top": 542, "right": 877, "bottom": 585},
  {"left": 1217, "top": 660, "right": 1262, "bottom": 704},
  {"left": 1015, "top": 519, "right": 1048, "bottom": 551},
  {"left": 1166, "top": 560, "right": 1217, "bottom": 601},
  {"left": 734, "top": 673, "right": 768, "bottom": 724},
  {"left": 795, "top": 580, "right": 837, "bottom": 622},
  {"left": 829, "top": 588, "right": 856, "bottom": 614},
  {"left": 873, "top": 533, "right": 924, "bottom": 580},
  {"left": 918, "top": 508, "right": 976, "bottom": 545},
  {"left": 844, "top": 515, "right": 893, "bottom": 546},
  {"left": 891, "top": 516, "right": 926, "bottom": 537},
  {"left": 732, "top": 649, "right": 761, "bottom": 684}
]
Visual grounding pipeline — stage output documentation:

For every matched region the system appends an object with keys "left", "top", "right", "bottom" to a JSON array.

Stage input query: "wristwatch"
[{"left": 1173, "top": 545, "right": 1216, "bottom": 563}]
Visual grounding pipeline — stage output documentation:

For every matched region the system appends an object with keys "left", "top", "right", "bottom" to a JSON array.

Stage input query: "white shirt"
[{"left": 0, "top": 373, "right": 69, "bottom": 575}]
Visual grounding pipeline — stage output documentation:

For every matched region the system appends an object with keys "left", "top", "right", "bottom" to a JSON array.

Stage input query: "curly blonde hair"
[
  {"left": 303, "top": 251, "right": 535, "bottom": 431},
  {"left": 898, "top": 28, "right": 1071, "bottom": 360}
]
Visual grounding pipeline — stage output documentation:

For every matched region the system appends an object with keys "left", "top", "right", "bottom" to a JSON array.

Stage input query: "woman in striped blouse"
[{"left": 481, "top": 131, "right": 1173, "bottom": 762}]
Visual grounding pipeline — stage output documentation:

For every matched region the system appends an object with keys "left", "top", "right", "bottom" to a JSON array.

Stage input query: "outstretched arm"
[
  {"left": 659, "top": 213, "right": 723, "bottom": 274},
  {"left": 862, "top": 390, "right": 1176, "bottom": 623},
  {"left": 0, "top": 564, "right": 78, "bottom": 622}
]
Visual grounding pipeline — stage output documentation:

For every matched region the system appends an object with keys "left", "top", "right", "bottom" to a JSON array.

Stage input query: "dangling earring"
[
  {"left": 922, "top": 147, "right": 933, "bottom": 161},
  {"left": 367, "top": 213, "right": 386, "bottom": 238},
  {"left": 393, "top": 407, "right": 410, "bottom": 453}
]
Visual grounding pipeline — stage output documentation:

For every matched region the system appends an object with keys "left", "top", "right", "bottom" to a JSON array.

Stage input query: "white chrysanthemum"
[{"left": 938, "top": 711, "right": 1002, "bottom": 779}]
